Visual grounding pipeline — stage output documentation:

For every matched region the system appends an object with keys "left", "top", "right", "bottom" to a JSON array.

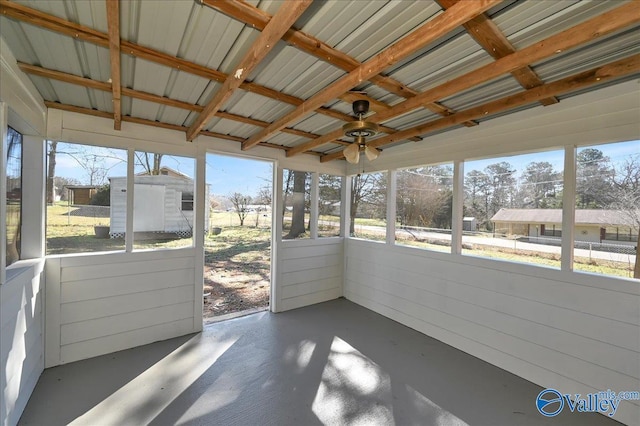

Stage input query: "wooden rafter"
[
  {"left": 437, "top": 0, "right": 558, "bottom": 106},
  {"left": 240, "top": 0, "right": 501, "bottom": 151},
  {"left": 43, "top": 101, "right": 324, "bottom": 156},
  {"left": 203, "top": 0, "right": 476, "bottom": 126},
  {"left": 0, "top": 2, "right": 346, "bottom": 127},
  {"left": 0, "top": 0, "right": 421, "bottom": 143},
  {"left": 288, "top": 1, "right": 640, "bottom": 157},
  {"left": 106, "top": 0, "right": 121, "bottom": 130},
  {"left": 186, "top": 0, "right": 312, "bottom": 141},
  {"left": 18, "top": 62, "right": 352, "bottom": 147},
  {"left": 321, "top": 54, "right": 640, "bottom": 162}
]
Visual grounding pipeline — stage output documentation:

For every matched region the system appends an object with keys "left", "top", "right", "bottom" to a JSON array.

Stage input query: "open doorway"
[{"left": 204, "top": 154, "right": 273, "bottom": 322}]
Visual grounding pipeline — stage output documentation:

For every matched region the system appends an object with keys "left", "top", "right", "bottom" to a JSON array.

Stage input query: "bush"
[{"left": 90, "top": 184, "right": 110, "bottom": 206}]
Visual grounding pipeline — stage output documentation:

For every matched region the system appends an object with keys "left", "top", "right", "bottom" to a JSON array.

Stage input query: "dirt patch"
[{"left": 203, "top": 227, "right": 271, "bottom": 318}]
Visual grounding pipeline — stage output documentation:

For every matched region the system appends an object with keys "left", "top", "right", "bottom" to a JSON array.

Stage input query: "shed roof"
[
  {"left": 491, "top": 208, "right": 636, "bottom": 227},
  {"left": 1, "top": 0, "right": 638, "bottom": 161}
]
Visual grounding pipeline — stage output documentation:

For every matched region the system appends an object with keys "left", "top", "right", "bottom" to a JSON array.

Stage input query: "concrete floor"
[{"left": 20, "top": 299, "right": 617, "bottom": 426}]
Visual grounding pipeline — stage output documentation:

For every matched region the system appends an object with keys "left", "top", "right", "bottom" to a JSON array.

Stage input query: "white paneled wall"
[
  {"left": 45, "top": 250, "right": 198, "bottom": 366},
  {"left": 344, "top": 239, "right": 640, "bottom": 425},
  {"left": 277, "top": 238, "right": 343, "bottom": 312},
  {"left": 1, "top": 261, "right": 45, "bottom": 426}
]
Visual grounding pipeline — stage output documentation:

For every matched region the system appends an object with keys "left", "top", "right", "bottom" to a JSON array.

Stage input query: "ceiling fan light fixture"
[
  {"left": 341, "top": 99, "right": 381, "bottom": 164},
  {"left": 364, "top": 145, "right": 379, "bottom": 161},
  {"left": 343, "top": 141, "right": 360, "bottom": 164}
]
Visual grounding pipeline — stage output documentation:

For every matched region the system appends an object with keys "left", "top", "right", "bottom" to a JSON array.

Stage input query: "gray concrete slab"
[{"left": 19, "top": 299, "right": 618, "bottom": 425}]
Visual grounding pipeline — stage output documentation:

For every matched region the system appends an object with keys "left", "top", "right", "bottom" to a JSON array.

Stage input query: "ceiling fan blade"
[
  {"left": 344, "top": 143, "right": 360, "bottom": 164},
  {"left": 364, "top": 145, "right": 379, "bottom": 161}
]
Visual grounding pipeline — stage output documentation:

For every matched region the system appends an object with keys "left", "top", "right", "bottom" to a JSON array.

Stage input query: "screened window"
[
  {"left": 350, "top": 172, "right": 387, "bottom": 242},
  {"left": 46, "top": 142, "right": 127, "bottom": 255},
  {"left": 462, "top": 150, "right": 564, "bottom": 268},
  {"left": 318, "top": 174, "right": 342, "bottom": 237},
  {"left": 133, "top": 151, "right": 195, "bottom": 250},
  {"left": 396, "top": 164, "right": 453, "bottom": 252},
  {"left": 282, "top": 169, "right": 311, "bottom": 240},
  {"left": 5, "top": 127, "right": 22, "bottom": 266},
  {"left": 574, "top": 140, "right": 639, "bottom": 279}
]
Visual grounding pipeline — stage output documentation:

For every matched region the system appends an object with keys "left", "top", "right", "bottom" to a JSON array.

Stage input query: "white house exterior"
[{"left": 109, "top": 174, "right": 208, "bottom": 238}]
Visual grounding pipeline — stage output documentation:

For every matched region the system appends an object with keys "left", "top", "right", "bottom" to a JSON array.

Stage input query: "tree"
[
  {"left": 46, "top": 141, "right": 57, "bottom": 204},
  {"left": 520, "top": 161, "right": 562, "bottom": 209},
  {"left": 396, "top": 166, "right": 452, "bottom": 228},
  {"left": 82, "top": 154, "right": 108, "bottom": 185},
  {"left": 229, "top": 192, "right": 251, "bottom": 226},
  {"left": 464, "top": 169, "right": 490, "bottom": 225},
  {"left": 285, "top": 171, "right": 308, "bottom": 238},
  {"left": 135, "top": 152, "right": 163, "bottom": 175},
  {"left": 254, "top": 186, "right": 272, "bottom": 228},
  {"left": 610, "top": 154, "right": 640, "bottom": 278},
  {"left": 319, "top": 174, "right": 342, "bottom": 216},
  {"left": 485, "top": 162, "right": 516, "bottom": 217},
  {"left": 576, "top": 148, "right": 614, "bottom": 208},
  {"left": 350, "top": 172, "right": 386, "bottom": 235},
  {"left": 90, "top": 185, "right": 110, "bottom": 206}
]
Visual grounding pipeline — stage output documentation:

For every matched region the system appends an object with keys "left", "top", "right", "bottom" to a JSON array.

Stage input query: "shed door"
[{"left": 133, "top": 184, "right": 165, "bottom": 231}]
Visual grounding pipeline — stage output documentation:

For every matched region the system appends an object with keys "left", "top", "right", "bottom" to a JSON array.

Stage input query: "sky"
[
  {"left": 205, "top": 153, "right": 273, "bottom": 196},
  {"left": 464, "top": 139, "right": 639, "bottom": 176},
  {"left": 52, "top": 139, "right": 637, "bottom": 193},
  {"left": 52, "top": 143, "right": 272, "bottom": 197}
]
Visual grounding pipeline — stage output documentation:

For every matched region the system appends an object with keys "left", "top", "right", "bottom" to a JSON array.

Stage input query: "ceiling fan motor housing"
[{"left": 352, "top": 99, "right": 370, "bottom": 116}]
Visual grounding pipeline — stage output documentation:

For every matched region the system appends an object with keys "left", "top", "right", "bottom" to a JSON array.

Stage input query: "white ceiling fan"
[{"left": 342, "top": 99, "right": 380, "bottom": 164}]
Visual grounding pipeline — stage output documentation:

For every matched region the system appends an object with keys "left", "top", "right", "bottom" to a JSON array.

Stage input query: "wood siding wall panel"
[
  {"left": 60, "top": 301, "right": 193, "bottom": 345},
  {"left": 46, "top": 250, "right": 198, "bottom": 366},
  {"left": 60, "top": 285, "right": 194, "bottom": 324},
  {"left": 60, "top": 256, "right": 194, "bottom": 283},
  {"left": 60, "top": 318, "right": 195, "bottom": 364},
  {"left": 346, "top": 265, "right": 638, "bottom": 379},
  {"left": 277, "top": 240, "right": 343, "bottom": 312},
  {"left": 1, "top": 261, "right": 45, "bottom": 426},
  {"left": 60, "top": 268, "right": 195, "bottom": 303},
  {"left": 344, "top": 240, "right": 640, "bottom": 425},
  {"left": 280, "top": 288, "right": 343, "bottom": 312}
]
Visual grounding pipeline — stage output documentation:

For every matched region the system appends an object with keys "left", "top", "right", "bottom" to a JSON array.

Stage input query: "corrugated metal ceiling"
[{"left": 0, "top": 0, "right": 638, "bottom": 160}]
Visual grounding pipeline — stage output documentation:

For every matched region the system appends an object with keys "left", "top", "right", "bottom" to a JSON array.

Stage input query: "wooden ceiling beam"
[
  {"left": 43, "top": 100, "right": 322, "bottom": 156},
  {"left": 321, "top": 54, "right": 640, "bottom": 162},
  {"left": 291, "top": 1, "right": 640, "bottom": 157},
  {"left": 186, "top": 0, "right": 312, "bottom": 141},
  {"left": 20, "top": 62, "right": 342, "bottom": 144},
  {"left": 204, "top": 0, "right": 476, "bottom": 126},
  {"left": 106, "top": 0, "right": 121, "bottom": 130},
  {"left": 437, "top": 0, "right": 557, "bottom": 106},
  {"left": 0, "top": 1, "right": 358, "bottom": 130},
  {"left": 241, "top": 0, "right": 501, "bottom": 151}
]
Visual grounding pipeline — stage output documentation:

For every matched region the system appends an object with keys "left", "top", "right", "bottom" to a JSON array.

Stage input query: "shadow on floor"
[{"left": 20, "top": 299, "right": 618, "bottom": 426}]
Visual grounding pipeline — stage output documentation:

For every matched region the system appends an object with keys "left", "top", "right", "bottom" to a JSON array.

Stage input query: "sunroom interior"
[{"left": 1, "top": 0, "right": 639, "bottom": 425}]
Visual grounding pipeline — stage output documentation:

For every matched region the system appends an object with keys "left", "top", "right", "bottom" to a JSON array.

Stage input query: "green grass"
[
  {"left": 46, "top": 203, "right": 194, "bottom": 254},
  {"left": 462, "top": 246, "right": 633, "bottom": 278},
  {"left": 44, "top": 204, "right": 635, "bottom": 279}
]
